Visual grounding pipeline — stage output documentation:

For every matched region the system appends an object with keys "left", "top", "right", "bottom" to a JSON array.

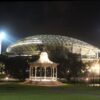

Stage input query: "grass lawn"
[{"left": 0, "top": 82, "right": 100, "bottom": 100}]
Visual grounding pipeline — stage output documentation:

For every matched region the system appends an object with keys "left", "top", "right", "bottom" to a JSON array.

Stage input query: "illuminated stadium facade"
[{"left": 6, "top": 35, "right": 100, "bottom": 61}]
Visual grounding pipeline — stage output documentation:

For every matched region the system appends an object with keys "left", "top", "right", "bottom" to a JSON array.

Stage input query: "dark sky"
[{"left": 0, "top": 1, "right": 100, "bottom": 51}]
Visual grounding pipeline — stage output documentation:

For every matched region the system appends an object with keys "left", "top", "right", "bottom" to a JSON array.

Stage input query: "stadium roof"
[{"left": 6, "top": 35, "right": 100, "bottom": 55}]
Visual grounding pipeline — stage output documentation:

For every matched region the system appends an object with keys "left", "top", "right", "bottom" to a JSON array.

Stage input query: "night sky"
[{"left": 0, "top": 1, "right": 100, "bottom": 51}]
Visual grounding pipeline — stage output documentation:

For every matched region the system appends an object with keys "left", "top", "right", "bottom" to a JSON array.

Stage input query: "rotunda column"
[
  {"left": 32, "top": 67, "right": 33, "bottom": 78},
  {"left": 51, "top": 67, "right": 52, "bottom": 77},
  {"left": 29, "top": 66, "right": 31, "bottom": 79},
  {"left": 29, "top": 66, "right": 32, "bottom": 80},
  {"left": 44, "top": 67, "right": 46, "bottom": 79},
  {"left": 56, "top": 67, "right": 57, "bottom": 80},
  {"left": 35, "top": 67, "right": 37, "bottom": 80},
  {"left": 53, "top": 67, "right": 54, "bottom": 79}
]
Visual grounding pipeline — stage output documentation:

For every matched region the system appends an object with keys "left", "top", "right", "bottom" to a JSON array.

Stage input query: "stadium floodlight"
[{"left": 0, "top": 31, "right": 6, "bottom": 54}]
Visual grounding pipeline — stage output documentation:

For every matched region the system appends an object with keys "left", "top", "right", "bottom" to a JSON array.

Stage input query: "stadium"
[{"left": 6, "top": 35, "right": 100, "bottom": 60}]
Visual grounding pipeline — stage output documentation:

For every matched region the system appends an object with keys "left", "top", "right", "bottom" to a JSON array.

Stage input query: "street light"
[{"left": 0, "top": 31, "right": 6, "bottom": 54}]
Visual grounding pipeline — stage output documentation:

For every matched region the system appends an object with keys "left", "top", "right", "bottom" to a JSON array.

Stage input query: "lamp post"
[{"left": 0, "top": 31, "right": 5, "bottom": 54}]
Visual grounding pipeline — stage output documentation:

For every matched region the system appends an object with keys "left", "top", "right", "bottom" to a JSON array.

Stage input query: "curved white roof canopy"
[{"left": 6, "top": 35, "right": 100, "bottom": 55}]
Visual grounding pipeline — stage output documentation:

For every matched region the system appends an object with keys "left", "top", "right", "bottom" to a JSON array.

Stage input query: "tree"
[
  {"left": 4, "top": 56, "right": 29, "bottom": 81},
  {"left": 58, "top": 52, "right": 84, "bottom": 82}
]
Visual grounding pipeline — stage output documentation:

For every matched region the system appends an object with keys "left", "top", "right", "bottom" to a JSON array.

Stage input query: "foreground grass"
[{"left": 0, "top": 83, "right": 100, "bottom": 100}]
